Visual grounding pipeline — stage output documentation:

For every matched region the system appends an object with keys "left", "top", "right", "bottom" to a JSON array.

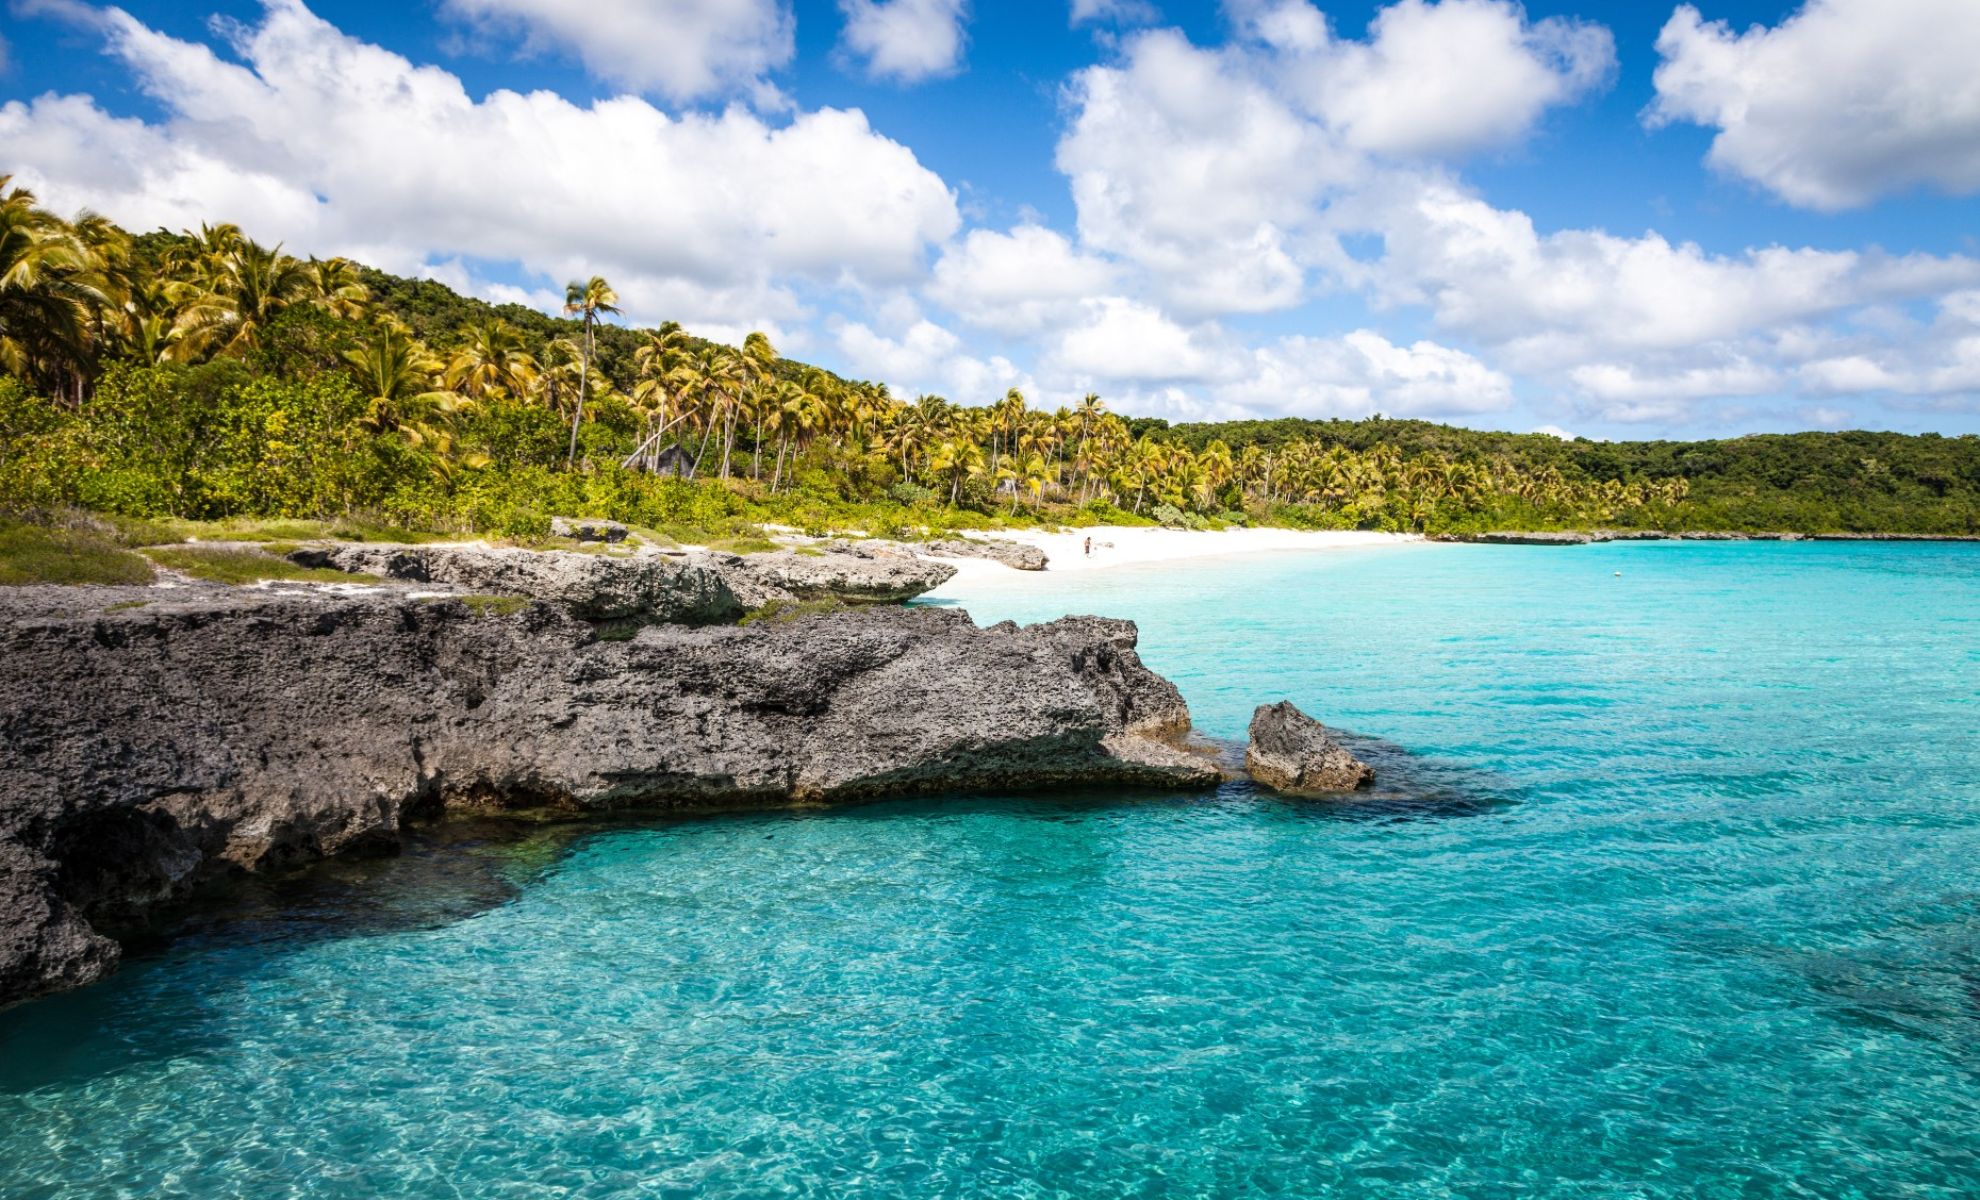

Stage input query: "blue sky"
[{"left": 5, "top": 0, "right": 1979, "bottom": 439}]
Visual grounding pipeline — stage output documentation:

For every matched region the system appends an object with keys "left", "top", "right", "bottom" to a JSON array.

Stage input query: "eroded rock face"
[
  {"left": 290, "top": 544, "right": 743, "bottom": 623},
  {"left": 1245, "top": 701, "right": 1375, "bottom": 795},
  {"left": 923, "top": 538, "right": 1049, "bottom": 571},
  {"left": 0, "top": 591, "right": 1211, "bottom": 1006},
  {"left": 705, "top": 541, "right": 957, "bottom": 607}
]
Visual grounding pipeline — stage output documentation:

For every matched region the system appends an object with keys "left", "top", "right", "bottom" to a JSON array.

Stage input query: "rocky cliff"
[
  {"left": 0, "top": 585, "right": 1212, "bottom": 1007},
  {"left": 287, "top": 540, "right": 958, "bottom": 614}
]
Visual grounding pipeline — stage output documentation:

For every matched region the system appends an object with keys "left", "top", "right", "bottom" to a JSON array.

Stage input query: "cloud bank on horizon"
[{"left": 4, "top": 0, "right": 1979, "bottom": 439}]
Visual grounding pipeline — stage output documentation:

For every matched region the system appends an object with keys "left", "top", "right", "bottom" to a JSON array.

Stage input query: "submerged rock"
[
  {"left": 1245, "top": 701, "right": 1375, "bottom": 795},
  {"left": 0, "top": 590, "right": 1212, "bottom": 1006},
  {"left": 290, "top": 543, "right": 743, "bottom": 623},
  {"left": 922, "top": 538, "right": 1049, "bottom": 571}
]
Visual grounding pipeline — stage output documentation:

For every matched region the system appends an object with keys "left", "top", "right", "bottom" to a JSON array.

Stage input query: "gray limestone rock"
[
  {"left": 0, "top": 589, "right": 1212, "bottom": 1006},
  {"left": 289, "top": 544, "right": 743, "bottom": 623},
  {"left": 701, "top": 541, "right": 957, "bottom": 607},
  {"left": 922, "top": 538, "right": 1049, "bottom": 571},
  {"left": 1245, "top": 701, "right": 1375, "bottom": 795}
]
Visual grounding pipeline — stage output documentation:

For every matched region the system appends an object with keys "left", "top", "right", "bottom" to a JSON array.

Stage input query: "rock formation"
[
  {"left": 289, "top": 544, "right": 745, "bottom": 623},
  {"left": 287, "top": 541, "right": 959, "bottom": 616},
  {"left": 923, "top": 538, "right": 1050, "bottom": 571},
  {"left": 548, "top": 516, "right": 629, "bottom": 543},
  {"left": 708, "top": 540, "right": 957, "bottom": 607},
  {"left": 1245, "top": 701, "right": 1375, "bottom": 795},
  {"left": 0, "top": 587, "right": 1211, "bottom": 1006}
]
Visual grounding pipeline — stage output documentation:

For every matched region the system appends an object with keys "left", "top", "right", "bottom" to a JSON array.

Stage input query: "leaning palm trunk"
[
  {"left": 688, "top": 418, "right": 717, "bottom": 480},
  {"left": 620, "top": 412, "right": 691, "bottom": 471},
  {"left": 772, "top": 434, "right": 791, "bottom": 493}
]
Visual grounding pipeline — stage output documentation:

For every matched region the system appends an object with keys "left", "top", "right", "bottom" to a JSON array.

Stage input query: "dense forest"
[{"left": 3, "top": 178, "right": 1976, "bottom": 540}]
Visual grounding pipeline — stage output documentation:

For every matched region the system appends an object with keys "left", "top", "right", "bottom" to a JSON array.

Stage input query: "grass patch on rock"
[
  {"left": 738, "top": 597, "right": 849, "bottom": 626},
  {"left": 165, "top": 517, "right": 452, "bottom": 546},
  {"left": 0, "top": 522, "right": 157, "bottom": 586},
  {"left": 705, "top": 536, "right": 781, "bottom": 555},
  {"left": 459, "top": 594, "right": 530, "bottom": 617},
  {"left": 142, "top": 545, "right": 377, "bottom": 585},
  {"left": 624, "top": 525, "right": 681, "bottom": 549}
]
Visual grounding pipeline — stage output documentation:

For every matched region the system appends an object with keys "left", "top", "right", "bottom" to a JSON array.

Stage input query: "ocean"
[{"left": 4, "top": 540, "right": 1977, "bottom": 1197}]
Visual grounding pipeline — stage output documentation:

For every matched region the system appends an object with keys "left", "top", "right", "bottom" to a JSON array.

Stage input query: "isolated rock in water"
[
  {"left": 0, "top": 591, "right": 1213, "bottom": 1006},
  {"left": 1246, "top": 701, "right": 1375, "bottom": 794},
  {"left": 705, "top": 541, "right": 957, "bottom": 607},
  {"left": 923, "top": 538, "right": 1049, "bottom": 571},
  {"left": 549, "top": 516, "right": 628, "bottom": 543},
  {"left": 290, "top": 544, "right": 741, "bottom": 623}
]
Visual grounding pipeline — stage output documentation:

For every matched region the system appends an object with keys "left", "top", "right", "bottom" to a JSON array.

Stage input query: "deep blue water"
[{"left": 4, "top": 541, "right": 1979, "bottom": 1198}]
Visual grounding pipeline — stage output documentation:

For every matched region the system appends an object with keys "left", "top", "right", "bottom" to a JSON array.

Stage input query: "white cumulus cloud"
[
  {"left": 1217, "top": 330, "right": 1515, "bottom": 418},
  {"left": 833, "top": 312, "right": 1034, "bottom": 401},
  {"left": 440, "top": 0, "right": 794, "bottom": 103},
  {"left": 1247, "top": 0, "right": 1616, "bottom": 157},
  {"left": 928, "top": 224, "right": 1118, "bottom": 335},
  {"left": 1362, "top": 175, "right": 1980, "bottom": 375},
  {"left": 1, "top": 0, "right": 959, "bottom": 331},
  {"left": 1049, "top": 297, "right": 1223, "bottom": 382},
  {"left": 1041, "top": 297, "right": 1512, "bottom": 420},
  {"left": 1057, "top": 1, "right": 1613, "bottom": 318},
  {"left": 1648, "top": 0, "right": 1980, "bottom": 210},
  {"left": 837, "top": 0, "right": 968, "bottom": 83}
]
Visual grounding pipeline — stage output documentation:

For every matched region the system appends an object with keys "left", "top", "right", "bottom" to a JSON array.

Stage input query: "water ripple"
[{"left": 3, "top": 541, "right": 1979, "bottom": 1197}]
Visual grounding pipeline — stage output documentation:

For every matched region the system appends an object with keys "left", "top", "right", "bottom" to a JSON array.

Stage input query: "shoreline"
[{"left": 925, "top": 526, "right": 1419, "bottom": 576}]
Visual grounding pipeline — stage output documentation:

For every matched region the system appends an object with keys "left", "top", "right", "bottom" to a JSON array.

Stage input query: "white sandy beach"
[{"left": 932, "top": 525, "right": 1418, "bottom": 578}]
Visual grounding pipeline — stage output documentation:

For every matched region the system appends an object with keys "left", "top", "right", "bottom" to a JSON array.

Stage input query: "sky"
[{"left": 3, "top": 0, "right": 1979, "bottom": 440}]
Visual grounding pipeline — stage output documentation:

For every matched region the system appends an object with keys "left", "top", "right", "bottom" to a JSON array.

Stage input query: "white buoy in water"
[{"left": 1614, "top": 570, "right": 1622, "bottom": 577}]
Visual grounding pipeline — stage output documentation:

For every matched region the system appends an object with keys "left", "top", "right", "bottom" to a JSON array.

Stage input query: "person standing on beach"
[{"left": 1084, "top": 537, "right": 1092, "bottom": 558}]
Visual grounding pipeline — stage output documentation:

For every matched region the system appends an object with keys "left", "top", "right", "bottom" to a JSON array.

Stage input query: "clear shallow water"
[{"left": 5, "top": 541, "right": 1980, "bottom": 1198}]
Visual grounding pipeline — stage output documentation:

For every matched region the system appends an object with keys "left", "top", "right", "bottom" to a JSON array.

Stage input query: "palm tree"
[
  {"left": 927, "top": 437, "right": 986, "bottom": 505},
  {"left": 561, "top": 275, "right": 620, "bottom": 467},
  {"left": 1015, "top": 450, "right": 1051, "bottom": 512},
  {"left": 445, "top": 318, "right": 538, "bottom": 402},
  {"left": 0, "top": 178, "right": 103, "bottom": 401},
  {"left": 171, "top": 231, "right": 317, "bottom": 361},
  {"left": 738, "top": 330, "right": 779, "bottom": 480},
  {"left": 625, "top": 321, "right": 692, "bottom": 471},
  {"left": 344, "top": 320, "right": 472, "bottom": 461},
  {"left": 119, "top": 272, "right": 182, "bottom": 366},
  {"left": 309, "top": 257, "right": 370, "bottom": 319},
  {"left": 767, "top": 378, "right": 824, "bottom": 492}
]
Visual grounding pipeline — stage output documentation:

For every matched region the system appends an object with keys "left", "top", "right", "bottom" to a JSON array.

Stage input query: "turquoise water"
[{"left": 5, "top": 541, "right": 1980, "bottom": 1197}]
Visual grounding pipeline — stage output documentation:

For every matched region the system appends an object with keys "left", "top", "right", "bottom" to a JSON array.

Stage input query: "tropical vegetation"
[{"left": 3, "top": 180, "right": 1977, "bottom": 542}]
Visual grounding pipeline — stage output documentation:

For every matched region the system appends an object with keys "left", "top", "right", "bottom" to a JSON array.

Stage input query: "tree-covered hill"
[
  {"left": 3, "top": 182, "right": 1977, "bottom": 539},
  {"left": 1152, "top": 417, "right": 1980, "bottom": 534}
]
